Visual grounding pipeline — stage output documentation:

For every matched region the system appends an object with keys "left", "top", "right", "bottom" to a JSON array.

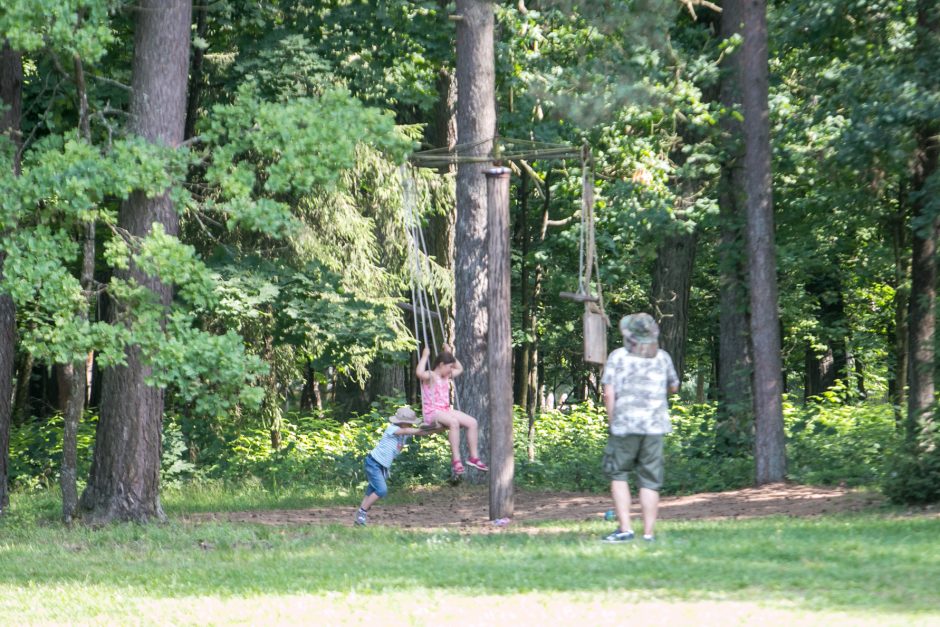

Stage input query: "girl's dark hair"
[{"left": 432, "top": 351, "right": 456, "bottom": 369}]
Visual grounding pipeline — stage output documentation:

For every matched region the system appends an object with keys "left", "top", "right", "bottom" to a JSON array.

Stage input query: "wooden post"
[{"left": 486, "top": 166, "right": 514, "bottom": 520}]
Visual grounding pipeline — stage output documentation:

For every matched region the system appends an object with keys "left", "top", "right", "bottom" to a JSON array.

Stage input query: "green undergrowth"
[{"left": 8, "top": 394, "right": 904, "bottom": 501}]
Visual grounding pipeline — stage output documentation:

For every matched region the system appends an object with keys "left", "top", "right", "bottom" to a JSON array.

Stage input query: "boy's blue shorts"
[{"left": 364, "top": 454, "right": 389, "bottom": 499}]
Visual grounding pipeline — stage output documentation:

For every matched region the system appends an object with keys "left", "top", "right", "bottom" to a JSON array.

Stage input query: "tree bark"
[
  {"left": 12, "top": 352, "right": 32, "bottom": 424},
  {"left": 906, "top": 1, "right": 940, "bottom": 443},
  {"left": 0, "top": 41, "right": 23, "bottom": 514},
  {"left": 81, "top": 0, "right": 192, "bottom": 524},
  {"left": 299, "top": 360, "right": 322, "bottom": 412},
  {"left": 60, "top": 54, "right": 96, "bottom": 524},
  {"left": 515, "top": 170, "right": 530, "bottom": 406},
  {"left": 803, "top": 270, "right": 848, "bottom": 399},
  {"left": 183, "top": 3, "right": 207, "bottom": 142},
  {"left": 739, "top": 0, "right": 786, "bottom": 483},
  {"left": 650, "top": 231, "right": 696, "bottom": 382},
  {"left": 888, "top": 187, "right": 909, "bottom": 424},
  {"left": 454, "top": 0, "right": 496, "bottom": 469},
  {"left": 716, "top": 0, "right": 752, "bottom": 455}
]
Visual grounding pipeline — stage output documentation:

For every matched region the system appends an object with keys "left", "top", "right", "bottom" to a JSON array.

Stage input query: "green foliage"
[
  {"left": 785, "top": 391, "right": 901, "bottom": 487},
  {"left": 514, "top": 404, "right": 609, "bottom": 491},
  {"left": 232, "top": 34, "right": 340, "bottom": 102},
  {"left": 0, "top": 0, "right": 115, "bottom": 59},
  {"left": 197, "top": 85, "right": 411, "bottom": 236},
  {"left": 882, "top": 439, "right": 940, "bottom": 505},
  {"left": 148, "top": 399, "right": 895, "bottom": 496},
  {"left": 7, "top": 413, "right": 97, "bottom": 491}
]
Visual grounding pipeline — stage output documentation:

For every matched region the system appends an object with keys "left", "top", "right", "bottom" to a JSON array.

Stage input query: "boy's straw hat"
[{"left": 389, "top": 406, "right": 418, "bottom": 425}]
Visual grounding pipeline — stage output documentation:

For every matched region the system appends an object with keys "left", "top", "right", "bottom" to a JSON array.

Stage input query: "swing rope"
[
  {"left": 580, "top": 144, "right": 606, "bottom": 322},
  {"left": 407, "top": 136, "right": 606, "bottom": 368},
  {"left": 401, "top": 165, "right": 460, "bottom": 410}
]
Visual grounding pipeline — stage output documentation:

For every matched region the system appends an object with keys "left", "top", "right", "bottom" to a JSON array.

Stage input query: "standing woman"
[{"left": 601, "top": 313, "right": 680, "bottom": 543}]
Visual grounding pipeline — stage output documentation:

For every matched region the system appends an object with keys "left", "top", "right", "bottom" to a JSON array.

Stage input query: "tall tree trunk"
[
  {"left": 716, "top": 0, "right": 752, "bottom": 455},
  {"left": 183, "top": 3, "right": 207, "bottom": 142},
  {"left": 906, "top": 1, "right": 940, "bottom": 444},
  {"left": 12, "top": 352, "right": 32, "bottom": 424},
  {"left": 424, "top": 21, "right": 458, "bottom": 403},
  {"left": 650, "top": 231, "right": 696, "bottom": 381},
  {"left": 367, "top": 363, "right": 407, "bottom": 400},
  {"left": 0, "top": 41, "right": 23, "bottom": 514},
  {"left": 527, "top": 176, "right": 553, "bottom": 460},
  {"left": 61, "top": 53, "right": 95, "bottom": 524},
  {"left": 454, "top": 0, "right": 496, "bottom": 469},
  {"left": 299, "top": 360, "right": 322, "bottom": 412},
  {"left": 739, "top": 0, "right": 786, "bottom": 484},
  {"left": 888, "top": 187, "right": 909, "bottom": 424},
  {"left": 803, "top": 270, "right": 848, "bottom": 399},
  {"left": 515, "top": 170, "right": 530, "bottom": 406},
  {"left": 81, "top": 0, "right": 192, "bottom": 524}
]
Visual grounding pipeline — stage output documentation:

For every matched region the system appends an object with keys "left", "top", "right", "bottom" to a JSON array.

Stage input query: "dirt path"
[{"left": 186, "top": 483, "right": 905, "bottom": 529}]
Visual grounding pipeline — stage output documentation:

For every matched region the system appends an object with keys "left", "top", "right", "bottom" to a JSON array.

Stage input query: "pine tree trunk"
[
  {"left": 60, "top": 361, "right": 82, "bottom": 523},
  {"left": 12, "top": 352, "right": 32, "bottom": 424},
  {"left": 650, "top": 232, "right": 696, "bottom": 382},
  {"left": 803, "top": 271, "right": 848, "bottom": 399},
  {"left": 716, "top": 0, "right": 752, "bottom": 455},
  {"left": 424, "top": 24, "right": 458, "bottom": 403},
  {"left": 526, "top": 181, "right": 553, "bottom": 460},
  {"left": 300, "top": 360, "right": 321, "bottom": 412},
  {"left": 888, "top": 188, "right": 909, "bottom": 424},
  {"left": 81, "top": 0, "right": 192, "bottom": 524},
  {"left": 739, "top": 0, "right": 786, "bottom": 484},
  {"left": 906, "top": 1, "right": 940, "bottom": 443},
  {"left": 516, "top": 171, "right": 531, "bottom": 406},
  {"left": 0, "top": 41, "right": 23, "bottom": 514},
  {"left": 183, "top": 4, "right": 207, "bottom": 141},
  {"left": 60, "top": 54, "right": 95, "bottom": 524},
  {"left": 454, "top": 0, "right": 496, "bottom": 470}
]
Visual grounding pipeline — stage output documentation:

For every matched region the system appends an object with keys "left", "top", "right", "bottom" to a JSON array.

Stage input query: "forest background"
[{"left": 1, "top": 0, "right": 939, "bottom": 525}]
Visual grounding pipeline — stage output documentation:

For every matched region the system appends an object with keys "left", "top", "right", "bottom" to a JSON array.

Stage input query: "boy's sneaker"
[
  {"left": 354, "top": 508, "right": 368, "bottom": 526},
  {"left": 466, "top": 457, "right": 489, "bottom": 471},
  {"left": 643, "top": 535, "right": 655, "bottom": 543},
  {"left": 602, "top": 529, "right": 635, "bottom": 543}
]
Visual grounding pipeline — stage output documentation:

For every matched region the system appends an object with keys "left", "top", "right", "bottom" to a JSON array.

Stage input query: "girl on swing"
[{"left": 417, "top": 344, "right": 488, "bottom": 475}]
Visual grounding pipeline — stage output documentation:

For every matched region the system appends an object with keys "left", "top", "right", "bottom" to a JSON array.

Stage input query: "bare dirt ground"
[{"left": 186, "top": 482, "right": 928, "bottom": 530}]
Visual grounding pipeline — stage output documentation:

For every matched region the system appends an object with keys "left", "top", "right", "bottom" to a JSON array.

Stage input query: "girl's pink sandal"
[
  {"left": 467, "top": 457, "right": 489, "bottom": 471},
  {"left": 451, "top": 459, "right": 465, "bottom": 475}
]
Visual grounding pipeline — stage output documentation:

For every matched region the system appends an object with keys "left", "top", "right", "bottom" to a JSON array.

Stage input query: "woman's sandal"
[{"left": 451, "top": 459, "right": 465, "bottom": 475}]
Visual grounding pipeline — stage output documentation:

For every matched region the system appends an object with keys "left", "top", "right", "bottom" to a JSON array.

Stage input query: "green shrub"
[
  {"left": 882, "top": 441, "right": 940, "bottom": 504},
  {"left": 10, "top": 393, "right": 906, "bottom": 497},
  {"left": 7, "top": 413, "right": 97, "bottom": 491},
  {"left": 514, "top": 404, "right": 609, "bottom": 492},
  {"left": 785, "top": 394, "right": 900, "bottom": 486}
]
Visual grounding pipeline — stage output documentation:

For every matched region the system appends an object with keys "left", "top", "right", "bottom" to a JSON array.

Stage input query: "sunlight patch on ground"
[{"left": 2, "top": 587, "right": 936, "bottom": 626}]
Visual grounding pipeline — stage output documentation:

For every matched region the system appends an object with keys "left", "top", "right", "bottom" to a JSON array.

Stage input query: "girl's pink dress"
[{"left": 420, "top": 375, "right": 450, "bottom": 424}]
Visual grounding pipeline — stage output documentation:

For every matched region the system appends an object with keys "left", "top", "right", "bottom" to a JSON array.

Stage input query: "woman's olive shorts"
[{"left": 601, "top": 434, "right": 664, "bottom": 490}]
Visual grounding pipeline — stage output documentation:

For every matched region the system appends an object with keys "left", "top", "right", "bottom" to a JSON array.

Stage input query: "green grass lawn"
[{"left": 1, "top": 489, "right": 938, "bottom": 625}]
